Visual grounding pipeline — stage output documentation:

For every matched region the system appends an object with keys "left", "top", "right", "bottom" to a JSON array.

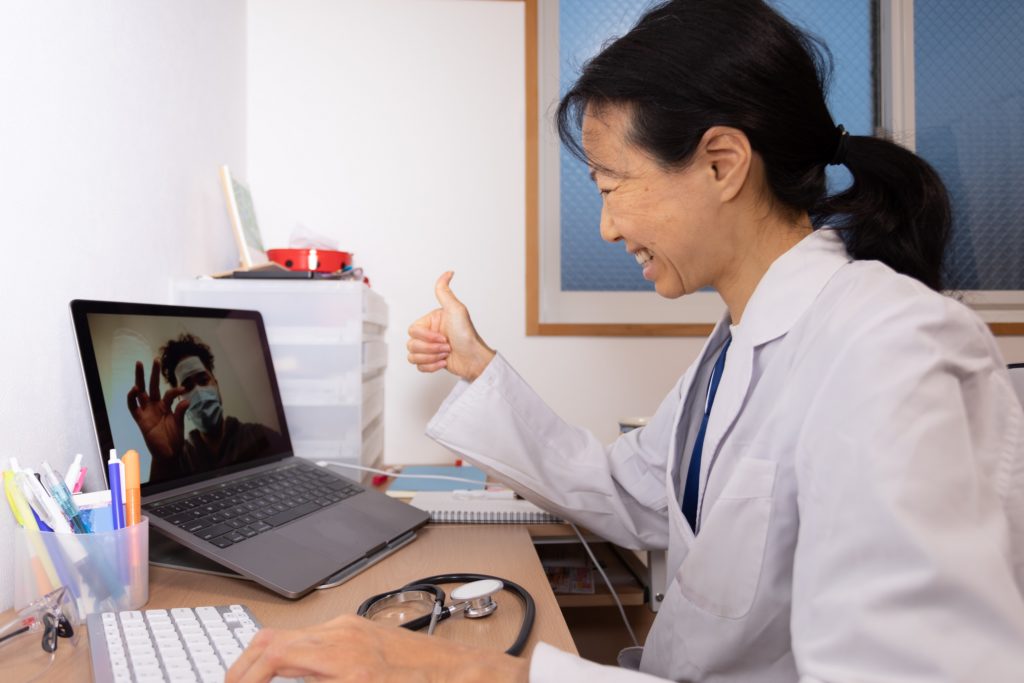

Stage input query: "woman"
[{"left": 228, "top": 1, "right": 1024, "bottom": 680}]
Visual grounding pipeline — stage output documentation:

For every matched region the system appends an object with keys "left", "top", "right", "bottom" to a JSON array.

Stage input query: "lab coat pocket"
[{"left": 677, "top": 457, "right": 776, "bottom": 619}]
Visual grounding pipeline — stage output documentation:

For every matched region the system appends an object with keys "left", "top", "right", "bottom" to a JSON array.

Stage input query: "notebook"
[
  {"left": 70, "top": 299, "right": 429, "bottom": 599},
  {"left": 410, "top": 491, "right": 562, "bottom": 524}
]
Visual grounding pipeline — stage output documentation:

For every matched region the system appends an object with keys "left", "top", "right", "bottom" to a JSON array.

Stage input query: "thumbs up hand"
[{"left": 407, "top": 272, "right": 496, "bottom": 381}]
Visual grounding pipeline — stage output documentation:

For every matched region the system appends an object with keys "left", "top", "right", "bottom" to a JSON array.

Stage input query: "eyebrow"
[{"left": 589, "top": 166, "right": 626, "bottom": 182}]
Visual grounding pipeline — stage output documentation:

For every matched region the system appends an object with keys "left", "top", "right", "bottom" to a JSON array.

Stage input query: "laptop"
[{"left": 70, "top": 299, "right": 429, "bottom": 599}]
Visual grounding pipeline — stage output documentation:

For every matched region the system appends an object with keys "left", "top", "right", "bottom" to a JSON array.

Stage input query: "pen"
[
  {"left": 108, "top": 449, "right": 125, "bottom": 530},
  {"left": 17, "top": 468, "right": 72, "bottom": 534},
  {"left": 41, "top": 462, "right": 91, "bottom": 534},
  {"left": 122, "top": 450, "right": 141, "bottom": 526},
  {"left": 64, "top": 454, "right": 83, "bottom": 489}
]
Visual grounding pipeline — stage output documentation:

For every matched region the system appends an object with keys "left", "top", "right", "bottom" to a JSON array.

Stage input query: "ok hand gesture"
[{"left": 126, "top": 359, "right": 189, "bottom": 461}]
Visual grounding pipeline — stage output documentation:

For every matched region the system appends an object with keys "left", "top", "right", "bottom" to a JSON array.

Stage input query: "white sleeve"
[
  {"left": 791, "top": 300, "right": 1024, "bottom": 681},
  {"left": 426, "top": 353, "right": 692, "bottom": 550},
  {"left": 530, "top": 644, "right": 675, "bottom": 683}
]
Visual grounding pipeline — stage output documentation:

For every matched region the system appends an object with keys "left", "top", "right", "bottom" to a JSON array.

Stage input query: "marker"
[
  {"left": 72, "top": 467, "right": 87, "bottom": 494},
  {"left": 64, "top": 454, "right": 83, "bottom": 489},
  {"left": 41, "top": 462, "right": 91, "bottom": 534},
  {"left": 108, "top": 449, "right": 125, "bottom": 530},
  {"left": 4, "top": 471, "right": 59, "bottom": 592},
  {"left": 122, "top": 450, "right": 141, "bottom": 526}
]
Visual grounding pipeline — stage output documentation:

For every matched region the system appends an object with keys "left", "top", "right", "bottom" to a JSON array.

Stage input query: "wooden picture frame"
[{"left": 523, "top": 0, "right": 1023, "bottom": 336}]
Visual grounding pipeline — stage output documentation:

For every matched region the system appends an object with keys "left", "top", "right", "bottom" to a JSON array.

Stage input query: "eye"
[{"left": 598, "top": 188, "right": 611, "bottom": 197}]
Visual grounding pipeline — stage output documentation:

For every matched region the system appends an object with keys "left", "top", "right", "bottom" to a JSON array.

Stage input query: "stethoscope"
[{"left": 356, "top": 573, "right": 535, "bottom": 656}]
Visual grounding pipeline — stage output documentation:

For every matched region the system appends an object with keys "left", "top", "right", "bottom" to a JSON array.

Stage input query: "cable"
[
  {"left": 315, "top": 460, "right": 488, "bottom": 486},
  {"left": 570, "top": 522, "right": 639, "bottom": 647}
]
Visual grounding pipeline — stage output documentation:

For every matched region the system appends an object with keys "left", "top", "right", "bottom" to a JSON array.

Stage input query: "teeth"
[{"left": 634, "top": 249, "right": 653, "bottom": 266}]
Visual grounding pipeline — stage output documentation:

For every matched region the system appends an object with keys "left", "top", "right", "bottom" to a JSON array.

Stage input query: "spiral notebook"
[{"left": 409, "top": 492, "right": 562, "bottom": 524}]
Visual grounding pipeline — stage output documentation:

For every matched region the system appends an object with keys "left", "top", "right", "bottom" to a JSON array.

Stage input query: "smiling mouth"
[{"left": 634, "top": 248, "right": 653, "bottom": 266}]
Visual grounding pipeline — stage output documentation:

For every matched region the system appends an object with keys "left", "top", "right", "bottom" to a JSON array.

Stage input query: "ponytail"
[
  {"left": 816, "top": 135, "right": 951, "bottom": 291},
  {"left": 556, "top": 0, "right": 953, "bottom": 291}
]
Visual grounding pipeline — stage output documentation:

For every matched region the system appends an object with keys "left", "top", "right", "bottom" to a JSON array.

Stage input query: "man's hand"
[
  {"left": 407, "top": 272, "right": 496, "bottom": 382},
  {"left": 225, "top": 614, "right": 529, "bottom": 683},
  {"left": 126, "top": 359, "right": 188, "bottom": 461}
]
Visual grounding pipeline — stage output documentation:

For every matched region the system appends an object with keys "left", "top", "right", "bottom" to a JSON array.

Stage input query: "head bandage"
[{"left": 174, "top": 356, "right": 208, "bottom": 386}]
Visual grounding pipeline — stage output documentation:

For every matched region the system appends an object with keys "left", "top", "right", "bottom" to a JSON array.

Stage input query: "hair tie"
[{"left": 828, "top": 124, "right": 849, "bottom": 166}]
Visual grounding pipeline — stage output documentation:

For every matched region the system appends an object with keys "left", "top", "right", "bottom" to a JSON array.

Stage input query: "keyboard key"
[
  {"left": 265, "top": 501, "right": 320, "bottom": 527},
  {"left": 199, "top": 523, "right": 231, "bottom": 540}
]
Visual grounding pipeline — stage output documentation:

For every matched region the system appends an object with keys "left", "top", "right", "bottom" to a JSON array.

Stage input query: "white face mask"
[{"left": 186, "top": 386, "right": 223, "bottom": 433}]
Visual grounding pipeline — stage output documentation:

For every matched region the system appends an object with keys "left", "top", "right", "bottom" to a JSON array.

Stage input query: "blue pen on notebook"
[
  {"left": 108, "top": 449, "right": 125, "bottom": 530},
  {"left": 40, "top": 462, "right": 91, "bottom": 534}
]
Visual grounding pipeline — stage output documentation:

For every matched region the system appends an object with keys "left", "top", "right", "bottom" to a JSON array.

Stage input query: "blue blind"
[
  {"left": 558, "top": 0, "right": 873, "bottom": 292},
  {"left": 915, "top": 0, "right": 1024, "bottom": 290}
]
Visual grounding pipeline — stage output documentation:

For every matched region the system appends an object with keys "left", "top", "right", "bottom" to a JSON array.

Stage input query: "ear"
[{"left": 698, "top": 126, "right": 751, "bottom": 203}]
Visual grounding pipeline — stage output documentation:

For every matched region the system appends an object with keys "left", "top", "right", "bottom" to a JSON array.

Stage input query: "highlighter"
[
  {"left": 122, "top": 450, "right": 142, "bottom": 526},
  {"left": 108, "top": 449, "right": 125, "bottom": 530}
]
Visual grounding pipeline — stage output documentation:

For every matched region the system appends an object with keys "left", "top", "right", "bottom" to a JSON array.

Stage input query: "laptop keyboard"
[{"left": 144, "top": 463, "right": 363, "bottom": 549}]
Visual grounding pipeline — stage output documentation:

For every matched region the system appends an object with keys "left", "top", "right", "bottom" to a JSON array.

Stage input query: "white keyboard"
[{"left": 87, "top": 604, "right": 260, "bottom": 683}]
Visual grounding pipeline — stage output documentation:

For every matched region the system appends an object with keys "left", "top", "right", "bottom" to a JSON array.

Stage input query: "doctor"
[{"left": 228, "top": 0, "right": 1024, "bottom": 681}]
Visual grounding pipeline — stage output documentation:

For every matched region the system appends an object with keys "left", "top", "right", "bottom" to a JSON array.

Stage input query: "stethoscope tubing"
[{"left": 356, "top": 573, "right": 536, "bottom": 656}]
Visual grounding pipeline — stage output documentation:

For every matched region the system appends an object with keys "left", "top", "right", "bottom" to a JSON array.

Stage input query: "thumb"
[{"left": 434, "top": 271, "right": 463, "bottom": 310}]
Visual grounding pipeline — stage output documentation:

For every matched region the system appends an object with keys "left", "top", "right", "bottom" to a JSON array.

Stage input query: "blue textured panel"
[
  {"left": 558, "top": 0, "right": 873, "bottom": 292},
  {"left": 915, "top": 0, "right": 1024, "bottom": 290}
]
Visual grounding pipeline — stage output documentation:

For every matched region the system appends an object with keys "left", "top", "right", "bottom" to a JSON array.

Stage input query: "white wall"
[
  {"left": 2, "top": 0, "right": 1022, "bottom": 612},
  {"left": 0, "top": 1, "right": 248, "bottom": 610},
  {"left": 246, "top": 0, "right": 704, "bottom": 468}
]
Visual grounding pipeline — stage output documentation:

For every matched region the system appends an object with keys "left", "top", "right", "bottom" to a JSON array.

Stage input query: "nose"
[{"left": 599, "top": 207, "right": 621, "bottom": 244}]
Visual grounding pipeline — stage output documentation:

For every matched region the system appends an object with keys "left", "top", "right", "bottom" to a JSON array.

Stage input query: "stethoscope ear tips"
[{"left": 450, "top": 578, "right": 503, "bottom": 618}]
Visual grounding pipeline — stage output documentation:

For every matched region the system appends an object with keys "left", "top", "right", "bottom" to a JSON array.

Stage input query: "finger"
[
  {"left": 408, "top": 352, "right": 448, "bottom": 366},
  {"left": 225, "top": 627, "right": 269, "bottom": 683},
  {"left": 134, "top": 361, "right": 146, "bottom": 391},
  {"left": 148, "top": 359, "right": 161, "bottom": 402},
  {"left": 406, "top": 338, "right": 450, "bottom": 354},
  {"left": 408, "top": 319, "right": 448, "bottom": 344},
  {"left": 434, "top": 271, "right": 463, "bottom": 310},
  {"left": 230, "top": 630, "right": 319, "bottom": 683},
  {"left": 417, "top": 360, "right": 447, "bottom": 373},
  {"left": 173, "top": 395, "right": 189, "bottom": 432},
  {"left": 126, "top": 385, "right": 141, "bottom": 417},
  {"left": 162, "top": 386, "right": 188, "bottom": 412}
]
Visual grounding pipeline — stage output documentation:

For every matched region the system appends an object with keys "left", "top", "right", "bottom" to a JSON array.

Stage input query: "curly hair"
[{"left": 160, "top": 334, "right": 216, "bottom": 387}]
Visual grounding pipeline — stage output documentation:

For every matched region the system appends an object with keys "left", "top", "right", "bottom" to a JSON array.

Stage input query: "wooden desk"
[{"left": 3, "top": 525, "right": 576, "bottom": 681}]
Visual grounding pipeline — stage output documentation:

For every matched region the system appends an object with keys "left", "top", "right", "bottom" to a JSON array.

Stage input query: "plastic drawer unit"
[{"left": 171, "top": 278, "right": 387, "bottom": 470}]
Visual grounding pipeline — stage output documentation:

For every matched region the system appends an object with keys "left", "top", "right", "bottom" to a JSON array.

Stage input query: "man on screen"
[{"left": 127, "top": 333, "right": 288, "bottom": 481}]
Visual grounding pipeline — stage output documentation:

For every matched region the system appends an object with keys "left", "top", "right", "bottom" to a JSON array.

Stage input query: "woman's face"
[{"left": 581, "top": 104, "right": 723, "bottom": 299}]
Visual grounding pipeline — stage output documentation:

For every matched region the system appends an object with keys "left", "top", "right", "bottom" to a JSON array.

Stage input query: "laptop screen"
[{"left": 70, "top": 300, "right": 293, "bottom": 494}]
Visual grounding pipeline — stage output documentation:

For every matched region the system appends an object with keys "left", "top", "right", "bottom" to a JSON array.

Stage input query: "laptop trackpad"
[{"left": 278, "top": 508, "right": 384, "bottom": 561}]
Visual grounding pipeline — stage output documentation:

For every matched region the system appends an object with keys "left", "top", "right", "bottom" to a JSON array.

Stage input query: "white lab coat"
[{"left": 425, "top": 229, "right": 1024, "bottom": 682}]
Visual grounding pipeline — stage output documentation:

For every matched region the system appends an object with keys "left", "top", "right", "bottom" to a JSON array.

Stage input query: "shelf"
[{"left": 536, "top": 539, "right": 648, "bottom": 609}]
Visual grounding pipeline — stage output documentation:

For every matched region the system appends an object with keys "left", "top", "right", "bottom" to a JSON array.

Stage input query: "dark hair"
[
  {"left": 556, "top": 0, "right": 951, "bottom": 290},
  {"left": 160, "top": 334, "right": 215, "bottom": 387}
]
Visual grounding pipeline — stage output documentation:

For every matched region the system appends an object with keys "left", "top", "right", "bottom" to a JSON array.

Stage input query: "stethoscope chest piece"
[
  {"left": 356, "top": 573, "right": 535, "bottom": 655},
  {"left": 451, "top": 579, "right": 503, "bottom": 618}
]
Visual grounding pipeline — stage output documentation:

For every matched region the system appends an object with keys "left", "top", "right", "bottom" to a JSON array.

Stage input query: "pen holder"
[{"left": 12, "top": 516, "right": 149, "bottom": 617}]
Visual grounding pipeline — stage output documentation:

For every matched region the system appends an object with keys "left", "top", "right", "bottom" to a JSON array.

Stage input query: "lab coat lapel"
[
  {"left": 695, "top": 229, "right": 852, "bottom": 527},
  {"left": 666, "top": 319, "right": 732, "bottom": 546}
]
